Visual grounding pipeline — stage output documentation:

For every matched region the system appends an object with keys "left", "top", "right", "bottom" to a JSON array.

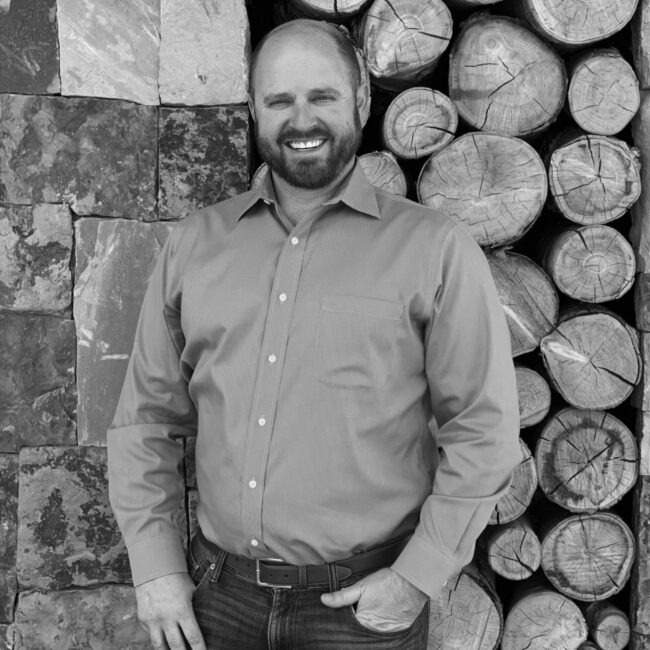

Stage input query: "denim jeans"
[{"left": 188, "top": 532, "right": 429, "bottom": 649}]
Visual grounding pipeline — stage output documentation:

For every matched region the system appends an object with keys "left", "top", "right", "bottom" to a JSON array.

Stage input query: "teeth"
[{"left": 288, "top": 139, "right": 324, "bottom": 150}]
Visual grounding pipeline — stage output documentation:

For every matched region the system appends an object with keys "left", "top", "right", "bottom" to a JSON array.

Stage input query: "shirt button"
[
  {"left": 258, "top": 417, "right": 266, "bottom": 426},
  {"left": 279, "top": 293, "right": 287, "bottom": 303},
  {"left": 268, "top": 354, "right": 277, "bottom": 363},
  {"left": 249, "top": 479, "right": 257, "bottom": 488},
  {"left": 291, "top": 237, "right": 299, "bottom": 246},
  {"left": 251, "top": 538, "right": 259, "bottom": 547}
]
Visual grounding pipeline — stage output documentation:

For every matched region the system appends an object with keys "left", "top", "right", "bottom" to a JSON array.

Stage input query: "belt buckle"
[{"left": 255, "top": 558, "right": 292, "bottom": 589}]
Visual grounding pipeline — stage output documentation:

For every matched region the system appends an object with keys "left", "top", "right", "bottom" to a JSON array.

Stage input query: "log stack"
[{"left": 254, "top": 0, "right": 647, "bottom": 645}]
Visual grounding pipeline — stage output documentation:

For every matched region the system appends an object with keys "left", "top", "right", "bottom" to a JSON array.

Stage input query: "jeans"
[{"left": 188, "top": 532, "right": 429, "bottom": 649}]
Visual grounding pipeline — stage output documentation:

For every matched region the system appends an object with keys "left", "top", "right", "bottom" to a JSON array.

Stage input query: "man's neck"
[{"left": 270, "top": 158, "right": 355, "bottom": 226}]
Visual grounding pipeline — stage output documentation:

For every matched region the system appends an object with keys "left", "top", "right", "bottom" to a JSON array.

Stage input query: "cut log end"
[
  {"left": 542, "top": 225, "right": 636, "bottom": 303},
  {"left": 502, "top": 588, "right": 587, "bottom": 650},
  {"left": 536, "top": 408, "right": 638, "bottom": 513},
  {"left": 382, "top": 88, "right": 457, "bottom": 160},
  {"left": 417, "top": 133, "right": 547, "bottom": 248},
  {"left": 515, "top": 366, "right": 552, "bottom": 427},
  {"left": 541, "top": 512, "right": 636, "bottom": 602},
  {"left": 568, "top": 49, "right": 640, "bottom": 136},
  {"left": 540, "top": 309, "right": 641, "bottom": 409},
  {"left": 448, "top": 14, "right": 567, "bottom": 136},
  {"left": 358, "top": 151, "right": 407, "bottom": 196},
  {"left": 549, "top": 135, "right": 642, "bottom": 225},
  {"left": 585, "top": 601, "right": 631, "bottom": 650},
  {"left": 485, "top": 516, "right": 542, "bottom": 581},
  {"left": 489, "top": 439, "right": 537, "bottom": 525}
]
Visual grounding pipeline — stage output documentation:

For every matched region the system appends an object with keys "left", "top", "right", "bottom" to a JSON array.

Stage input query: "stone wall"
[{"left": 0, "top": 1, "right": 251, "bottom": 647}]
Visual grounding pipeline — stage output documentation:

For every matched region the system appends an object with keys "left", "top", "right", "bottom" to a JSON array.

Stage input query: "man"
[{"left": 107, "top": 18, "right": 520, "bottom": 650}]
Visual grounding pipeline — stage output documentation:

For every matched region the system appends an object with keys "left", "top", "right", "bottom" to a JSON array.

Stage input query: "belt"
[{"left": 196, "top": 528, "right": 410, "bottom": 589}]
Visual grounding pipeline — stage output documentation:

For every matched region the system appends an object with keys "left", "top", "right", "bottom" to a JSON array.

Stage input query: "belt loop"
[
  {"left": 298, "top": 565, "right": 307, "bottom": 588},
  {"left": 208, "top": 545, "right": 227, "bottom": 583},
  {"left": 327, "top": 562, "right": 340, "bottom": 592}
]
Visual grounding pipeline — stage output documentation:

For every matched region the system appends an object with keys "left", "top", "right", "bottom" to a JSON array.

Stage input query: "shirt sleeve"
[
  {"left": 391, "top": 223, "right": 521, "bottom": 599},
  {"left": 107, "top": 220, "right": 197, "bottom": 587}
]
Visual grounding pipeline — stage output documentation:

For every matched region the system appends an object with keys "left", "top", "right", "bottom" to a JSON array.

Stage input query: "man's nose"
[{"left": 289, "top": 101, "right": 317, "bottom": 131}]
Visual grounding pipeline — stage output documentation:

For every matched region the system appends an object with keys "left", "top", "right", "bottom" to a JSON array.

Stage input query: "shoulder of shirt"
[{"left": 373, "top": 187, "right": 464, "bottom": 238}]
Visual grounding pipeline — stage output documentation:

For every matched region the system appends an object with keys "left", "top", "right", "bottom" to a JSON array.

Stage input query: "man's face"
[{"left": 251, "top": 34, "right": 364, "bottom": 190}]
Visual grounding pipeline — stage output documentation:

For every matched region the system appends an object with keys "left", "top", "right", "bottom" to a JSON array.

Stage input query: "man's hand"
[
  {"left": 135, "top": 572, "right": 206, "bottom": 650},
  {"left": 320, "top": 567, "right": 428, "bottom": 633}
]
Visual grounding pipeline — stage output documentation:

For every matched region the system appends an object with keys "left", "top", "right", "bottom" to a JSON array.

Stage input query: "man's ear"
[
  {"left": 248, "top": 93, "right": 257, "bottom": 123},
  {"left": 354, "top": 49, "right": 371, "bottom": 128}
]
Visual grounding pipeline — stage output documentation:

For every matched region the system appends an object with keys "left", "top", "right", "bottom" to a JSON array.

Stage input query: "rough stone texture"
[
  {"left": 159, "top": 106, "right": 250, "bottom": 219},
  {"left": 57, "top": 0, "right": 159, "bottom": 105},
  {"left": 0, "top": 625, "right": 14, "bottom": 650},
  {"left": 632, "top": 476, "right": 650, "bottom": 638},
  {"left": 16, "top": 446, "right": 130, "bottom": 589},
  {"left": 637, "top": 274, "right": 650, "bottom": 331},
  {"left": 0, "top": 455, "right": 18, "bottom": 623},
  {"left": 0, "top": 0, "right": 60, "bottom": 94},
  {"left": 633, "top": 334, "right": 650, "bottom": 412},
  {"left": 0, "top": 204, "right": 72, "bottom": 314},
  {"left": 185, "top": 436, "right": 196, "bottom": 488},
  {"left": 14, "top": 586, "right": 149, "bottom": 649},
  {"left": 74, "top": 219, "right": 173, "bottom": 445},
  {"left": 638, "top": 411, "right": 650, "bottom": 477},
  {"left": 159, "top": 0, "right": 250, "bottom": 105},
  {"left": 633, "top": 633, "right": 650, "bottom": 650},
  {"left": 631, "top": 91, "right": 650, "bottom": 273},
  {"left": 633, "top": 0, "right": 650, "bottom": 89},
  {"left": 0, "top": 94, "right": 157, "bottom": 218},
  {"left": 0, "top": 313, "right": 76, "bottom": 452}
]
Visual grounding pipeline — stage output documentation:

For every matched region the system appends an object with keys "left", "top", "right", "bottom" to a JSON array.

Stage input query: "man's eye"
[{"left": 314, "top": 95, "right": 335, "bottom": 103}]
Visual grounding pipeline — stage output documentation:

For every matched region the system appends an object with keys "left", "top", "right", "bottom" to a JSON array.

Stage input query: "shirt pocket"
[{"left": 314, "top": 294, "right": 403, "bottom": 390}]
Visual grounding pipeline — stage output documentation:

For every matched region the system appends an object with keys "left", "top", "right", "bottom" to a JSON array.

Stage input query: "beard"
[{"left": 255, "top": 113, "right": 363, "bottom": 190}]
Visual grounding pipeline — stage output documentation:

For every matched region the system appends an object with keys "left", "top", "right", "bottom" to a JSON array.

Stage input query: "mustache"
[{"left": 280, "top": 127, "right": 332, "bottom": 142}]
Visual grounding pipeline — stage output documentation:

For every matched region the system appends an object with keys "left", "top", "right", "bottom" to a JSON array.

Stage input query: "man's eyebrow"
[
  {"left": 310, "top": 87, "right": 341, "bottom": 96},
  {"left": 263, "top": 92, "right": 293, "bottom": 105}
]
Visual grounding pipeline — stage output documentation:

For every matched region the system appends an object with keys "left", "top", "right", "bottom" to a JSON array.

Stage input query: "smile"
[{"left": 286, "top": 139, "right": 325, "bottom": 151}]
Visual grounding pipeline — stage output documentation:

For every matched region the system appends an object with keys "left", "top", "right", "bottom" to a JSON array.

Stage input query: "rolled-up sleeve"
[
  {"left": 392, "top": 224, "right": 521, "bottom": 599},
  {"left": 107, "top": 220, "right": 197, "bottom": 587}
]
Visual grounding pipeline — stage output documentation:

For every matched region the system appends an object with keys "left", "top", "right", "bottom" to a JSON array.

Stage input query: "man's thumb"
[{"left": 321, "top": 584, "right": 362, "bottom": 608}]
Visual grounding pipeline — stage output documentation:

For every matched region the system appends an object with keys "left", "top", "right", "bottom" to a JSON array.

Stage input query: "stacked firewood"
[{"left": 252, "top": 1, "right": 645, "bottom": 648}]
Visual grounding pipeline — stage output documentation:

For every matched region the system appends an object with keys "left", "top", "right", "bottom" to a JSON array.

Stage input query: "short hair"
[{"left": 249, "top": 20, "right": 364, "bottom": 97}]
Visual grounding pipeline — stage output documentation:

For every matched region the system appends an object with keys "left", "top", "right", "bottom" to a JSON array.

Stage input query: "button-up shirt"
[{"left": 107, "top": 161, "right": 520, "bottom": 598}]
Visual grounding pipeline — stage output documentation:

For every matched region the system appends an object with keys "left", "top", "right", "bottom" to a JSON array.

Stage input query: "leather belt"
[{"left": 196, "top": 528, "right": 410, "bottom": 589}]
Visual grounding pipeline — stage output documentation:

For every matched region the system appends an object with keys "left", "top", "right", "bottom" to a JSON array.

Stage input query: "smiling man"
[{"left": 107, "top": 18, "right": 520, "bottom": 650}]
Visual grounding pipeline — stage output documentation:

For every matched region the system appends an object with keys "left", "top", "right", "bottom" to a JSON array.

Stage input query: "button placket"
[{"left": 240, "top": 223, "right": 311, "bottom": 548}]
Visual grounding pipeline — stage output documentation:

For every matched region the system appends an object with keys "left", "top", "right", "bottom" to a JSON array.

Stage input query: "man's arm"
[
  {"left": 390, "top": 223, "right": 521, "bottom": 599},
  {"left": 107, "top": 220, "right": 205, "bottom": 649},
  {"left": 322, "top": 223, "right": 520, "bottom": 627}
]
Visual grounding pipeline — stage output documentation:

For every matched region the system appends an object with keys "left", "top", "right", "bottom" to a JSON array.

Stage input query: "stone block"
[
  {"left": 0, "top": 625, "right": 14, "bottom": 650},
  {"left": 16, "top": 446, "right": 130, "bottom": 589},
  {"left": 159, "top": 106, "right": 250, "bottom": 219},
  {"left": 74, "top": 219, "right": 173, "bottom": 445},
  {"left": 159, "top": 0, "right": 250, "bottom": 105},
  {"left": 0, "top": 455, "right": 18, "bottom": 623},
  {"left": 0, "top": 0, "right": 59, "bottom": 94},
  {"left": 632, "top": 476, "right": 650, "bottom": 637},
  {"left": 0, "top": 204, "right": 72, "bottom": 314},
  {"left": 0, "top": 313, "right": 76, "bottom": 452},
  {"left": 58, "top": 0, "right": 159, "bottom": 105},
  {"left": 0, "top": 95, "right": 157, "bottom": 218},
  {"left": 631, "top": 91, "right": 650, "bottom": 273},
  {"left": 633, "top": 634, "right": 650, "bottom": 650},
  {"left": 637, "top": 273, "right": 650, "bottom": 331},
  {"left": 637, "top": 410, "right": 650, "bottom": 477},
  {"left": 185, "top": 435, "right": 196, "bottom": 488},
  {"left": 633, "top": 0, "right": 650, "bottom": 89},
  {"left": 14, "top": 586, "right": 149, "bottom": 649}
]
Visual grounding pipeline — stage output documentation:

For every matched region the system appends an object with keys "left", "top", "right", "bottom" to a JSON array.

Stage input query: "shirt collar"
[{"left": 229, "top": 158, "right": 381, "bottom": 222}]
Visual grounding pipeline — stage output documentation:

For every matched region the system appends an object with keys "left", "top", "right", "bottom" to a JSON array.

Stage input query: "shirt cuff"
[
  {"left": 127, "top": 534, "right": 188, "bottom": 587},
  {"left": 391, "top": 532, "right": 464, "bottom": 600}
]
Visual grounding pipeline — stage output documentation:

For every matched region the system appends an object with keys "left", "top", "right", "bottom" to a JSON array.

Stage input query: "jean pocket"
[
  {"left": 314, "top": 294, "right": 403, "bottom": 390},
  {"left": 187, "top": 542, "right": 216, "bottom": 590}
]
